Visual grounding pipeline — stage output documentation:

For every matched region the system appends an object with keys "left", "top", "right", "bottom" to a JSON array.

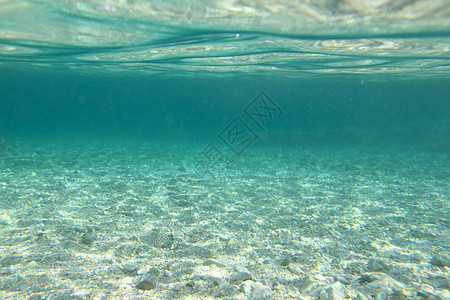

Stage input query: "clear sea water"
[{"left": 0, "top": 1, "right": 449, "bottom": 299}]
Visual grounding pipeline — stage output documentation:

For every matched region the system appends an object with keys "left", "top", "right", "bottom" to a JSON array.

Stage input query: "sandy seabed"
[{"left": 0, "top": 138, "right": 449, "bottom": 299}]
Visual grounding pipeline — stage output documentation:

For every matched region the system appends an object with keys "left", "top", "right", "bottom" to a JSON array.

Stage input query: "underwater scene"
[{"left": 0, "top": 1, "right": 449, "bottom": 299}]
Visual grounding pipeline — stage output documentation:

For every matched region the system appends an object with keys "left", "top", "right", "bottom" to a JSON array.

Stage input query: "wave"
[{"left": 0, "top": 0, "right": 449, "bottom": 78}]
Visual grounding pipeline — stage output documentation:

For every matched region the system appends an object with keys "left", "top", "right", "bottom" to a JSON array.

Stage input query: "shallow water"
[
  {"left": 0, "top": 1, "right": 449, "bottom": 299},
  {"left": 1, "top": 0, "right": 449, "bottom": 78}
]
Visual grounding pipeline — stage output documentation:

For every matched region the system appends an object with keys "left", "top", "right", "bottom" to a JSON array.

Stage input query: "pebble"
[
  {"left": 430, "top": 254, "right": 450, "bottom": 267},
  {"left": 253, "top": 282, "right": 273, "bottom": 300},
  {"left": 37, "top": 273, "right": 50, "bottom": 284},
  {"left": 12, "top": 274, "right": 28, "bottom": 291},
  {"left": 121, "top": 276, "right": 133, "bottom": 285},
  {"left": 394, "top": 287, "right": 416, "bottom": 298},
  {"left": 0, "top": 212, "right": 13, "bottom": 225},
  {"left": 236, "top": 265, "right": 250, "bottom": 274},
  {"left": 240, "top": 280, "right": 273, "bottom": 300},
  {"left": 164, "top": 270, "right": 172, "bottom": 278},
  {"left": 356, "top": 291, "right": 369, "bottom": 300},
  {"left": 241, "top": 280, "right": 254, "bottom": 294},
  {"left": 319, "top": 281, "right": 345, "bottom": 300},
  {"left": 262, "top": 278, "right": 275, "bottom": 288},
  {"left": 428, "top": 275, "right": 450, "bottom": 289},
  {"left": 236, "top": 272, "right": 252, "bottom": 282},
  {"left": 182, "top": 267, "right": 194, "bottom": 275},
  {"left": 1, "top": 254, "right": 22, "bottom": 267},
  {"left": 373, "top": 290, "right": 389, "bottom": 300},
  {"left": 47, "top": 293, "right": 84, "bottom": 300},
  {"left": 171, "top": 283, "right": 182, "bottom": 292},
  {"left": 199, "top": 274, "right": 222, "bottom": 285},
  {"left": 411, "top": 252, "right": 427, "bottom": 262},
  {"left": 356, "top": 272, "right": 406, "bottom": 299},
  {"left": 219, "top": 235, "right": 231, "bottom": 243},
  {"left": 281, "top": 257, "right": 291, "bottom": 266},
  {"left": 122, "top": 263, "right": 138, "bottom": 273},
  {"left": 186, "top": 280, "right": 195, "bottom": 288},
  {"left": 137, "top": 268, "right": 148, "bottom": 276},
  {"left": 367, "top": 258, "right": 390, "bottom": 272},
  {"left": 287, "top": 264, "right": 305, "bottom": 276},
  {"left": 229, "top": 265, "right": 252, "bottom": 282},
  {"left": 25, "top": 261, "right": 39, "bottom": 269},
  {"left": 0, "top": 266, "right": 13, "bottom": 275},
  {"left": 417, "top": 283, "right": 436, "bottom": 298},
  {"left": 80, "top": 233, "right": 96, "bottom": 246},
  {"left": 298, "top": 276, "right": 323, "bottom": 297},
  {"left": 314, "top": 274, "right": 327, "bottom": 281},
  {"left": 136, "top": 276, "right": 156, "bottom": 290},
  {"left": 202, "top": 259, "right": 226, "bottom": 268},
  {"left": 147, "top": 266, "right": 160, "bottom": 276}
]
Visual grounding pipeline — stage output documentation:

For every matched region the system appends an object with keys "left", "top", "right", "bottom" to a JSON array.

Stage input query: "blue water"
[
  {"left": 0, "top": 1, "right": 449, "bottom": 299},
  {"left": 1, "top": 73, "right": 449, "bottom": 147}
]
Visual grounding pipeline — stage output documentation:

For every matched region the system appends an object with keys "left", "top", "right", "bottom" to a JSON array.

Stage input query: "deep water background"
[{"left": 0, "top": 70, "right": 449, "bottom": 151}]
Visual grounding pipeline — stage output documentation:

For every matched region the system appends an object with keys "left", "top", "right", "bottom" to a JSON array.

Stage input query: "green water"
[{"left": 0, "top": 1, "right": 449, "bottom": 299}]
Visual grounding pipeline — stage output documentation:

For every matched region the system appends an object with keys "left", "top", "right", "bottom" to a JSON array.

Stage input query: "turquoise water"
[
  {"left": 1, "top": 0, "right": 449, "bottom": 78},
  {"left": 0, "top": 1, "right": 449, "bottom": 299}
]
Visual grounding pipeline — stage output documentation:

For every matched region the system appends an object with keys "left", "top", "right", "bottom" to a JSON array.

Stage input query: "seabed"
[{"left": 0, "top": 137, "right": 449, "bottom": 299}]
